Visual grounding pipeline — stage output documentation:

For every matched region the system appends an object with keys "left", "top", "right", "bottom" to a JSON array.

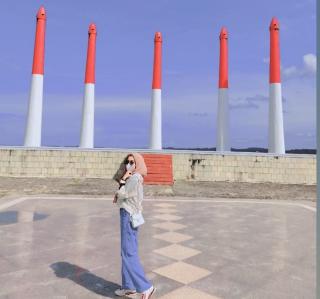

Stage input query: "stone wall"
[
  {"left": 173, "top": 152, "right": 316, "bottom": 185},
  {"left": 0, "top": 147, "right": 316, "bottom": 185}
]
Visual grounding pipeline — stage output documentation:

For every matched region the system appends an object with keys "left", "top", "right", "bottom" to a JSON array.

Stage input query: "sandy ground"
[{"left": 0, "top": 177, "right": 316, "bottom": 201}]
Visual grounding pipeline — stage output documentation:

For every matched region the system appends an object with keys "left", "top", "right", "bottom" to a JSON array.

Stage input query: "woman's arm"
[{"left": 115, "top": 175, "right": 139, "bottom": 201}]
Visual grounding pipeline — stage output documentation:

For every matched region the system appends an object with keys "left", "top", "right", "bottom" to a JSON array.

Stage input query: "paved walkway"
[{"left": 0, "top": 196, "right": 316, "bottom": 298}]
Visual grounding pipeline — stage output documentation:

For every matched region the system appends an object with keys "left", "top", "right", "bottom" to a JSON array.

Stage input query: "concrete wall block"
[{"left": 0, "top": 149, "right": 316, "bottom": 185}]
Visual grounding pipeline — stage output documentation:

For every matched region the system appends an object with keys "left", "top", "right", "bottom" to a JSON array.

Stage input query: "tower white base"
[
  {"left": 149, "top": 89, "right": 162, "bottom": 150},
  {"left": 216, "top": 88, "right": 230, "bottom": 151},
  {"left": 268, "top": 83, "right": 285, "bottom": 154},
  {"left": 24, "top": 74, "right": 44, "bottom": 147},
  {"left": 80, "top": 83, "right": 95, "bottom": 148}
]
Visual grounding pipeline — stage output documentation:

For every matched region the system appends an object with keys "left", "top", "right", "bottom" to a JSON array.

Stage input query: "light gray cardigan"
[{"left": 115, "top": 173, "right": 144, "bottom": 215}]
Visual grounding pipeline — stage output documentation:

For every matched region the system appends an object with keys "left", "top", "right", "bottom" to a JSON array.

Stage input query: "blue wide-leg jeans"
[{"left": 120, "top": 208, "right": 152, "bottom": 293}]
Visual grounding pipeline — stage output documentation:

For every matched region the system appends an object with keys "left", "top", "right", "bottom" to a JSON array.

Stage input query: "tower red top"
[
  {"left": 85, "top": 23, "right": 97, "bottom": 84},
  {"left": 36, "top": 6, "right": 46, "bottom": 20},
  {"left": 219, "top": 27, "right": 228, "bottom": 88},
  {"left": 32, "top": 6, "right": 46, "bottom": 75},
  {"left": 152, "top": 32, "right": 162, "bottom": 89},
  {"left": 269, "top": 17, "right": 281, "bottom": 83}
]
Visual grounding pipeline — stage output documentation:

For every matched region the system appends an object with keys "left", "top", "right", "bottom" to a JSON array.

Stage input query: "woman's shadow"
[{"left": 50, "top": 261, "right": 127, "bottom": 298}]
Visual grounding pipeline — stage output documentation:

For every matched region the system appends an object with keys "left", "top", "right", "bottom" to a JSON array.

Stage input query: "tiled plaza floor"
[{"left": 0, "top": 196, "right": 316, "bottom": 299}]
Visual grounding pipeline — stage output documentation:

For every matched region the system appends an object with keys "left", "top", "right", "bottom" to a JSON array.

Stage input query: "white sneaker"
[
  {"left": 141, "top": 285, "right": 156, "bottom": 299},
  {"left": 114, "top": 288, "right": 137, "bottom": 296}
]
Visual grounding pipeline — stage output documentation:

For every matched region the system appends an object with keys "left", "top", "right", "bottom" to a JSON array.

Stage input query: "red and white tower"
[
  {"left": 24, "top": 6, "right": 46, "bottom": 147},
  {"left": 268, "top": 17, "right": 285, "bottom": 154},
  {"left": 216, "top": 27, "right": 230, "bottom": 152},
  {"left": 80, "top": 23, "right": 97, "bottom": 148},
  {"left": 149, "top": 32, "right": 162, "bottom": 150}
]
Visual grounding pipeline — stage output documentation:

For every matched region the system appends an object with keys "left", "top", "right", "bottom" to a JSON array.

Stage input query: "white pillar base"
[
  {"left": 216, "top": 88, "right": 230, "bottom": 151},
  {"left": 149, "top": 89, "right": 162, "bottom": 150},
  {"left": 24, "top": 74, "right": 44, "bottom": 147},
  {"left": 268, "top": 83, "right": 285, "bottom": 154},
  {"left": 80, "top": 83, "right": 95, "bottom": 148}
]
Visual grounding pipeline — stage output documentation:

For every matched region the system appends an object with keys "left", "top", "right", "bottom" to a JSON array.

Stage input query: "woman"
[{"left": 113, "top": 153, "right": 156, "bottom": 299}]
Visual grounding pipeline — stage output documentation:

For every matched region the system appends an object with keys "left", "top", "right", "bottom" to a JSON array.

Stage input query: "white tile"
[
  {"left": 154, "top": 203, "right": 177, "bottom": 208},
  {"left": 153, "top": 231, "right": 193, "bottom": 243},
  {"left": 157, "top": 286, "right": 222, "bottom": 299},
  {"left": 152, "top": 222, "right": 187, "bottom": 231},
  {"left": 157, "top": 208, "right": 179, "bottom": 214},
  {"left": 153, "top": 261, "right": 211, "bottom": 284},
  {"left": 154, "top": 214, "right": 183, "bottom": 221},
  {"left": 153, "top": 244, "right": 201, "bottom": 260}
]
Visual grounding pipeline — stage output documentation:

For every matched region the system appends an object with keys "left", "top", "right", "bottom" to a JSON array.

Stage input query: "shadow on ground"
[{"left": 51, "top": 261, "right": 121, "bottom": 298}]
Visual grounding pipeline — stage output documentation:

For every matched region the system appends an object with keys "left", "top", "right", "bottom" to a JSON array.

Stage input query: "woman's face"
[{"left": 126, "top": 155, "right": 136, "bottom": 171}]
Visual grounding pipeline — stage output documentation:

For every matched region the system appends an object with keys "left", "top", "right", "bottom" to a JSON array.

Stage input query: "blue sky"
[{"left": 0, "top": 0, "right": 316, "bottom": 149}]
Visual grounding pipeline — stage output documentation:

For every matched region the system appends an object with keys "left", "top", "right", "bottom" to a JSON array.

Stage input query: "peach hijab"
[
  {"left": 129, "top": 153, "right": 147, "bottom": 177},
  {"left": 113, "top": 152, "right": 148, "bottom": 182}
]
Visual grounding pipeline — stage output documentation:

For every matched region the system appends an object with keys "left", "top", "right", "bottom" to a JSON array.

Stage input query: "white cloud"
[
  {"left": 282, "top": 66, "right": 298, "bottom": 77},
  {"left": 303, "top": 53, "right": 316, "bottom": 74},
  {"left": 282, "top": 53, "right": 316, "bottom": 79},
  {"left": 229, "top": 94, "right": 286, "bottom": 110},
  {"left": 262, "top": 57, "right": 270, "bottom": 64},
  {"left": 296, "top": 131, "right": 315, "bottom": 138},
  {"left": 95, "top": 97, "right": 149, "bottom": 111}
]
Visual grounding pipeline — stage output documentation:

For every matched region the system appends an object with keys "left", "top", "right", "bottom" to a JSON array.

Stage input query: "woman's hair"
[{"left": 126, "top": 154, "right": 134, "bottom": 161}]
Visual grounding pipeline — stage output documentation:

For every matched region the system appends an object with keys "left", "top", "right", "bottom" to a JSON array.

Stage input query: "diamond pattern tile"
[
  {"left": 157, "top": 208, "right": 179, "bottom": 214},
  {"left": 153, "top": 261, "right": 211, "bottom": 284},
  {"left": 152, "top": 222, "right": 187, "bottom": 231},
  {"left": 153, "top": 244, "right": 201, "bottom": 260},
  {"left": 157, "top": 286, "right": 223, "bottom": 299},
  {"left": 153, "top": 231, "right": 193, "bottom": 243},
  {"left": 154, "top": 214, "right": 183, "bottom": 221},
  {"left": 154, "top": 203, "right": 177, "bottom": 208}
]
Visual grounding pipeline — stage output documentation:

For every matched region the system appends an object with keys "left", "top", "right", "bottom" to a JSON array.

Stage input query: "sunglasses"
[{"left": 125, "top": 160, "right": 135, "bottom": 165}]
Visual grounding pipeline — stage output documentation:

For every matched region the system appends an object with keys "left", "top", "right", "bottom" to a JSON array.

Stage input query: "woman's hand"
[
  {"left": 113, "top": 194, "right": 118, "bottom": 203},
  {"left": 122, "top": 170, "right": 133, "bottom": 181}
]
